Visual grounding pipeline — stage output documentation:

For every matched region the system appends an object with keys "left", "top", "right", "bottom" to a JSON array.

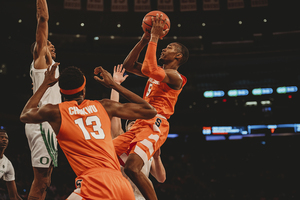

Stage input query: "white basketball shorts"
[{"left": 25, "top": 122, "right": 58, "bottom": 168}]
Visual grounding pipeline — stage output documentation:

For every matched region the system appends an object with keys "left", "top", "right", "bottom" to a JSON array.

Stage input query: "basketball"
[{"left": 142, "top": 10, "right": 171, "bottom": 38}]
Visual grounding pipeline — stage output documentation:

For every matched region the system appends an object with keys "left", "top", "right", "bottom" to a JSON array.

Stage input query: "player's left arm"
[
  {"left": 6, "top": 181, "right": 22, "bottom": 200},
  {"left": 34, "top": 0, "right": 51, "bottom": 68},
  {"left": 110, "top": 64, "right": 128, "bottom": 138},
  {"left": 150, "top": 148, "right": 166, "bottom": 183}
]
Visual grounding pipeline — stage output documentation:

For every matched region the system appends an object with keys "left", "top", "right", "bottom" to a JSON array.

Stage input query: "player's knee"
[
  {"left": 124, "top": 154, "right": 144, "bottom": 179},
  {"left": 46, "top": 176, "right": 51, "bottom": 188},
  {"left": 33, "top": 168, "right": 52, "bottom": 189},
  {"left": 36, "top": 177, "right": 51, "bottom": 189}
]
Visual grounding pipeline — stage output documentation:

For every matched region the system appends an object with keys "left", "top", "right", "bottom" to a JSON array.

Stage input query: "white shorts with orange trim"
[{"left": 114, "top": 114, "right": 169, "bottom": 165}]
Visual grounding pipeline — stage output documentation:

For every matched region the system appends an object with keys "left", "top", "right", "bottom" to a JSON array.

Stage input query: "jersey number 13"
[{"left": 74, "top": 116, "right": 105, "bottom": 140}]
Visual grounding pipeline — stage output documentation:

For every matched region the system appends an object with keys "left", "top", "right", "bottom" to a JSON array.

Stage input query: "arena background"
[{"left": 1, "top": 0, "right": 300, "bottom": 199}]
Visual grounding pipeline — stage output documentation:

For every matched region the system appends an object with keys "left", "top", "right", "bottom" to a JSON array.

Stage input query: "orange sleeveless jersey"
[
  {"left": 57, "top": 100, "right": 120, "bottom": 176},
  {"left": 143, "top": 74, "right": 187, "bottom": 119}
]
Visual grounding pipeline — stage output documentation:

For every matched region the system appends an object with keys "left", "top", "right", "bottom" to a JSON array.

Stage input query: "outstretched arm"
[
  {"left": 150, "top": 148, "right": 166, "bottom": 183},
  {"left": 122, "top": 34, "right": 150, "bottom": 77},
  {"left": 6, "top": 181, "right": 22, "bottom": 200},
  {"left": 34, "top": 0, "right": 51, "bottom": 69},
  {"left": 110, "top": 64, "right": 128, "bottom": 138},
  {"left": 94, "top": 66, "right": 157, "bottom": 120}
]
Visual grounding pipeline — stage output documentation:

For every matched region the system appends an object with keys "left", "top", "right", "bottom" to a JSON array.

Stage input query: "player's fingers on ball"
[
  {"left": 151, "top": 16, "right": 155, "bottom": 23},
  {"left": 156, "top": 13, "right": 159, "bottom": 21},
  {"left": 162, "top": 19, "right": 167, "bottom": 26}
]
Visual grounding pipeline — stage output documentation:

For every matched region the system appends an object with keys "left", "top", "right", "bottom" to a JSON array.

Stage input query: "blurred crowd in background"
[{"left": 1, "top": 131, "right": 300, "bottom": 200}]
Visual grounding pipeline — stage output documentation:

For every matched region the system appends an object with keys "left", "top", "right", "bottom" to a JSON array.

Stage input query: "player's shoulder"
[
  {"left": 165, "top": 69, "right": 182, "bottom": 77},
  {"left": 0, "top": 155, "right": 12, "bottom": 166},
  {"left": 33, "top": 59, "right": 56, "bottom": 70},
  {"left": 1, "top": 154, "right": 9, "bottom": 162}
]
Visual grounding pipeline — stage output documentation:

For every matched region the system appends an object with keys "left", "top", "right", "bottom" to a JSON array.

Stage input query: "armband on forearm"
[{"left": 141, "top": 42, "right": 166, "bottom": 81}]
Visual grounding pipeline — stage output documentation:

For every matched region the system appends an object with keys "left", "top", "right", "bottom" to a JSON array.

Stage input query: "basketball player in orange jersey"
[
  {"left": 113, "top": 14, "right": 189, "bottom": 200},
  {"left": 110, "top": 64, "right": 166, "bottom": 200},
  {"left": 20, "top": 63, "right": 157, "bottom": 200},
  {"left": 26, "top": 0, "right": 61, "bottom": 199}
]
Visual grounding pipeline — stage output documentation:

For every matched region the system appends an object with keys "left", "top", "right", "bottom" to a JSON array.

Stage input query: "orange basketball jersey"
[
  {"left": 57, "top": 100, "right": 120, "bottom": 176},
  {"left": 143, "top": 74, "right": 187, "bottom": 119}
]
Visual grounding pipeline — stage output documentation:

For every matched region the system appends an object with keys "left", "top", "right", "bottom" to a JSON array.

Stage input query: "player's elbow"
[
  {"left": 20, "top": 115, "right": 27, "bottom": 123},
  {"left": 20, "top": 113, "right": 25, "bottom": 123},
  {"left": 145, "top": 107, "right": 157, "bottom": 119},
  {"left": 141, "top": 63, "right": 150, "bottom": 76},
  {"left": 122, "top": 56, "right": 136, "bottom": 69},
  {"left": 37, "top": 13, "right": 49, "bottom": 22},
  {"left": 20, "top": 112, "right": 30, "bottom": 123},
  {"left": 123, "top": 61, "right": 138, "bottom": 73},
  {"left": 141, "top": 62, "right": 166, "bottom": 81},
  {"left": 157, "top": 175, "right": 166, "bottom": 183},
  {"left": 122, "top": 60, "right": 131, "bottom": 69}
]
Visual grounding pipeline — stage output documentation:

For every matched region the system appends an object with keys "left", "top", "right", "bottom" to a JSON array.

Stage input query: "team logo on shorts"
[
  {"left": 40, "top": 157, "right": 50, "bottom": 165},
  {"left": 76, "top": 179, "right": 83, "bottom": 188}
]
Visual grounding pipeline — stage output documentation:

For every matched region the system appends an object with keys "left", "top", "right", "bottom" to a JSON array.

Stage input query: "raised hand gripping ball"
[{"left": 142, "top": 10, "right": 171, "bottom": 38}]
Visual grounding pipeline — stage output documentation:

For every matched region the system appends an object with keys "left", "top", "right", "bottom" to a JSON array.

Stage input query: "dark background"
[{"left": 1, "top": 0, "right": 300, "bottom": 199}]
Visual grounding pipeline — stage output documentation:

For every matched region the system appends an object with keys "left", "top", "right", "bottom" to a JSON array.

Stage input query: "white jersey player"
[
  {"left": 24, "top": 0, "right": 61, "bottom": 199},
  {"left": 25, "top": 60, "right": 61, "bottom": 168},
  {"left": 0, "top": 155, "right": 15, "bottom": 182},
  {"left": 0, "top": 130, "right": 22, "bottom": 200}
]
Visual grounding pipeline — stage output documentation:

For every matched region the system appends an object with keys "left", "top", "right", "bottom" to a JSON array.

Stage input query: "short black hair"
[
  {"left": 59, "top": 66, "right": 85, "bottom": 99},
  {"left": 0, "top": 129, "right": 7, "bottom": 134},
  {"left": 174, "top": 42, "right": 189, "bottom": 66}
]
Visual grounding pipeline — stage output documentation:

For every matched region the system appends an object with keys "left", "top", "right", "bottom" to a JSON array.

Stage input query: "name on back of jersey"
[{"left": 68, "top": 105, "right": 98, "bottom": 115}]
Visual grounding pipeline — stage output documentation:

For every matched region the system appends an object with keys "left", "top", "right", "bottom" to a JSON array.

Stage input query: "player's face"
[
  {"left": 0, "top": 132, "right": 9, "bottom": 151},
  {"left": 47, "top": 40, "right": 56, "bottom": 59},
  {"left": 158, "top": 43, "right": 179, "bottom": 64}
]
